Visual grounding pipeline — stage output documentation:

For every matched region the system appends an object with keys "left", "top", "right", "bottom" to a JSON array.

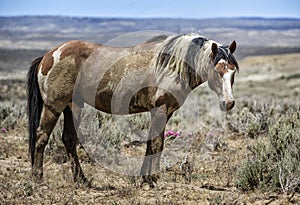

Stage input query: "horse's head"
[{"left": 208, "top": 41, "right": 239, "bottom": 111}]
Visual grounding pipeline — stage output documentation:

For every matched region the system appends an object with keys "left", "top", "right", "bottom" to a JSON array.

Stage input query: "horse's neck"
[{"left": 187, "top": 62, "right": 209, "bottom": 90}]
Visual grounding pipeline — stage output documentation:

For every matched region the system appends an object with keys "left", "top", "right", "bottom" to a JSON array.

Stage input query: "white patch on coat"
[
  {"left": 52, "top": 43, "right": 67, "bottom": 68},
  {"left": 38, "top": 65, "right": 47, "bottom": 100},
  {"left": 38, "top": 43, "right": 67, "bottom": 102}
]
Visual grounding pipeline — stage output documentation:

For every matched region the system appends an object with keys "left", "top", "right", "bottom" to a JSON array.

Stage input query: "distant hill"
[{"left": 0, "top": 16, "right": 299, "bottom": 59}]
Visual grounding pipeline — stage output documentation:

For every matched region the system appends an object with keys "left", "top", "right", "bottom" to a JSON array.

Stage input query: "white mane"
[{"left": 154, "top": 33, "right": 216, "bottom": 87}]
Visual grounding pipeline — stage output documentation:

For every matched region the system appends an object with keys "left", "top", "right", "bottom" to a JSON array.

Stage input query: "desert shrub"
[
  {"left": 44, "top": 105, "right": 125, "bottom": 154},
  {"left": 0, "top": 103, "right": 21, "bottom": 130},
  {"left": 127, "top": 112, "right": 151, "bottom": 131},
  {"left": 226, "top": 102, "right": 275, "bottom": 138},
  {"left": 236, "top": 109, "right": 300, "bottom": 193},
  {"left": 71, "top": 106, "right": 120, "bottom": 151},
  {"left": 236, "top": 143, "right": 275, "bottom": 192}
]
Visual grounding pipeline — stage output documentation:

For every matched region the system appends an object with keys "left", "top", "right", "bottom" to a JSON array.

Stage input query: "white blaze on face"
[{"left": 222, "top": 68, "right": 235, "bottom": 101}]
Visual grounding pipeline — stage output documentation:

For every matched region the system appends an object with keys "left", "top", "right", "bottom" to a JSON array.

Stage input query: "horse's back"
[{"left": 37, "top": 40, "right": 99, "bottom": 111}]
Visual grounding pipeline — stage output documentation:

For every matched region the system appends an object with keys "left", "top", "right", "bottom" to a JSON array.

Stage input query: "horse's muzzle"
[{"left": 220, "top": 100, "right": 235, "bottom": 111}]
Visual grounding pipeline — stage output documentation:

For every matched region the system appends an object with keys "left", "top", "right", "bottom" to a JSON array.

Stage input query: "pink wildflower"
[
  {"left": 1, "top": 128, "right": 7, "bottom": 133},
  {"left": 174, "top": 131, "right": 180, "bottom": 137}
]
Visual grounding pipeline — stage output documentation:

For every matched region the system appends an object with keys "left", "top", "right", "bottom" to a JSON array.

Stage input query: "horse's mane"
[{"left": 155, "top": 34, "right": 213, "bottom": 88}]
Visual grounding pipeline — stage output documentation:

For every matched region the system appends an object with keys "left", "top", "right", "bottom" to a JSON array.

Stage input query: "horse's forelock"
[{"left": 214, "top": 46, "right": 239, "bottom": 70}]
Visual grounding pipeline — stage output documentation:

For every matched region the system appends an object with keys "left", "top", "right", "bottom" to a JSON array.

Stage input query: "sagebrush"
[{"left": 236, "top": 108, "right": 300, "bottom": 193}]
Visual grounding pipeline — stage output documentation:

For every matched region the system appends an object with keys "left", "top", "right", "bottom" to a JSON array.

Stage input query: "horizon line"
[{"left": 0, "top": 14, "right": 300, "bottom": 20}]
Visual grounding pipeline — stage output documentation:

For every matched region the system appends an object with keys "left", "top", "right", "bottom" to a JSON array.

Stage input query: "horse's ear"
[
  {"left": 211, "top": 43, "right": 218, "bottom": 59},
  {"left": 229, "top": 41, "right": 236, "bottom": 54}
]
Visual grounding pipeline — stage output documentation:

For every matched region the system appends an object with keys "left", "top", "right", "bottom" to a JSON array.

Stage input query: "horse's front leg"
[{"left": 141, "top": 105, "right": 170, "bottom": 188}]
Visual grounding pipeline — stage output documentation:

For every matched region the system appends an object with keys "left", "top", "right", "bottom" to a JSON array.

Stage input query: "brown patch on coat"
[
  {"left": 60, "top": 41, "right": 98, "bottom": 66},
  {"left": 93, "top": 50, "right": 156, "bottom": 114},
  {"left": 40, "top": 49, "right": 55, "bottom": 75},
  {"left": 215, "top": 62, "right": 236, "bottom": 77},
  {"left": 40, "top": 41, "right": 99, "bottom": 76}
]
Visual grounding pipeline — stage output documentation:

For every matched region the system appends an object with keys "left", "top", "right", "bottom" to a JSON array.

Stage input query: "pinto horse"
[{"left": 27, "top": 33, "right": 239, "bottom": 187}]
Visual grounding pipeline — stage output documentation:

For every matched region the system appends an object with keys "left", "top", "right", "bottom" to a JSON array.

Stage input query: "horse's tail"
[{"left": 27, "top": 56, "right": 44, "bottom": 166}]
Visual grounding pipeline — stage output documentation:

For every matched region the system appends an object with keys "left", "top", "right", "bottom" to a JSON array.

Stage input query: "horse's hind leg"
[
  {"left": 32, "top": 105, "right": 60, "bottom": 181},
  {"left": 62, "top": 105, "right": 89, "bottom": 186}
]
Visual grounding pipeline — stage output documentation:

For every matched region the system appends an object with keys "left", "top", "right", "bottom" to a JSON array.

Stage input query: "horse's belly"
[{"left": 82, "top": 87, "right": 152, "bottom": 115}]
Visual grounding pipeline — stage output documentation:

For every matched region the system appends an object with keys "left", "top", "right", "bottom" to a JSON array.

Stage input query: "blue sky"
[{"left": 0, "top": 0, "right": 299, "bottom": 18}]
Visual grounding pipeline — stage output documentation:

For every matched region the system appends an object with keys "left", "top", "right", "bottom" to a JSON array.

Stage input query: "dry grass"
[
  {"left": 0, "top": 53, "right": 300, "bottom": 204},
  {"left": 1, "top": 126, "right": 298, "bottom": 204}
]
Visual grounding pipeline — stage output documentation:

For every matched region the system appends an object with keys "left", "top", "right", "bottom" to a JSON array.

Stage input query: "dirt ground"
[{"left": 0, "top": 54, "right": 300, "bottom": 204}]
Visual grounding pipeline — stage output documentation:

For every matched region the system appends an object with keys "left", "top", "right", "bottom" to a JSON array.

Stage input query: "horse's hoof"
[
  {"left": 32, "top": 171, "right": 43, "bottom": 183},
  {"left": 140, "top": 175, "right": 157, "bottom": 188},
  {"left": 32, "top": 177, "right": 42, "bottom": 183},
  {"left": 82, "top": 179, "right": 92, "bottom": 188},
  {"left": 75, "top": 177, "right": 91, "bottom": 188},
  {"left": 140, "top": 181, "right": 155, "bottom": 189}
]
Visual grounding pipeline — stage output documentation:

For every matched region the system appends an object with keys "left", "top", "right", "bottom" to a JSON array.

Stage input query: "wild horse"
[{"left": 27, "top": 33, "right": 239, "bottom": 187}]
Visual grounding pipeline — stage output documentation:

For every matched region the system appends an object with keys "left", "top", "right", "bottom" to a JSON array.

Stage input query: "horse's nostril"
[
  {"left": 227, "top": 100, "right": 235, "bottom": 110},
  {"left": 220, "top": 100, "right": 235, "bottom": 111},
  {"left": 230, "top": 100, "right": 235, "bottom": 109}
]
